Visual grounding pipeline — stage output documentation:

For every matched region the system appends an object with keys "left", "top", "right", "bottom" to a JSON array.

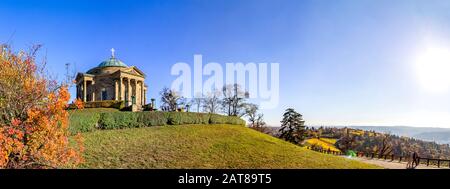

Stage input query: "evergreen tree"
[{"left": 279, "top": 108, "right": 306, "bottom": 144}]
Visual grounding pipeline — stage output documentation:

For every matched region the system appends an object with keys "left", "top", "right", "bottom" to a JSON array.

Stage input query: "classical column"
[
  {"left": 140, "top": 81, "right": 144, "bottom": 106},
  {"left": 83, "top": 80, "right": 87, "bottom": 102},
  {"left": 115, "top": 79, "right": 119, "bottom": 100},
  {"left": 127, "top": 78, "right": 132, "bottom": 106},
  {"left": 133, "top": 79, "right": 137, "bottom": 105},
  {"left": 119, "top": 77, "right": 123, "bottom": 101},
  {"left": 144, "top": 89, "right": 147, "bottom": 105},
  {"left": 92, "top": 85, "right": 95, "bottom": 102}
]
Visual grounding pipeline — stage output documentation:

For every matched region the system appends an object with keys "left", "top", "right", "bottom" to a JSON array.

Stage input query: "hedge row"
[
  {"left": 68, "top": 100, "right": 125, "bottom": 110},
  {"left": 68, "top": 111, "right": 102, "bottom": 134},
  {"left": 68, "top": 108, "right": 119, "bottom": 134},
  {"left": 69, "top": 111, "right": 245, "bottom": 134}
]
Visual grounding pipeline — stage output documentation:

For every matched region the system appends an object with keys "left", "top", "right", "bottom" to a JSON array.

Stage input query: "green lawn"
[{"left": 79, "top": 124, "right": 379, "bottom": 169}]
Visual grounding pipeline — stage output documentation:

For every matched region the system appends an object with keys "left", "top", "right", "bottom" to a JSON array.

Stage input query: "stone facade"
[{"left": 75, "top": 50, "right": 147, "bottom": 109}]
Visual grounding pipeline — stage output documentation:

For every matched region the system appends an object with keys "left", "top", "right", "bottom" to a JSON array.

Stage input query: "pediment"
[
  {"left": 124, "top": 66, "right": 146, "bottom": 77},
  {"left": 75, "top": 72, "right": 94, "bottom": 81}
]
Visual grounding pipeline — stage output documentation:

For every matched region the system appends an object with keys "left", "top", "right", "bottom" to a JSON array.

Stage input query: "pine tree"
[{"left": 279, "top": 108, "right": 306, "bottom": 144}]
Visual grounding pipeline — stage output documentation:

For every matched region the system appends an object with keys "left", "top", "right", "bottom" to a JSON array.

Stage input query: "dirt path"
[{"left": 352, "top": 157, "right": 447, "bottom": 169}]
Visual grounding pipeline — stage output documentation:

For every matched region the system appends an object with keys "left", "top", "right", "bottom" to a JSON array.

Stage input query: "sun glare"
[{"left": 415, "top": 47, "right": 450, "bottom": 93}]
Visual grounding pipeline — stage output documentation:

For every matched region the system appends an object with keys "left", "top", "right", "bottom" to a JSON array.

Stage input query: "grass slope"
[{"left": 80, "top": 124, "right": 379, "bottom": 169}]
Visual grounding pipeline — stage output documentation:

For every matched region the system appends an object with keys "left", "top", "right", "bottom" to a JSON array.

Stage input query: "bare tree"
[
  {"left": 190, "top": 92, "right": 204, "bottom": 113},
  {"left": 256, "top": 113, "right": 266, "bottom": 127},
  {"left": 222, "top": 84, "right": 234, "bottom": 115},
  {"left": 64, "top": 62, "right": 77, "bottom": 87},
  {"left": 202, "top": 90, "right": 221, "bottom": 114},
  {"left": 160, "top": 87, "right": 185, "bottom": 112},
  {"left": 253, "top": 113, "right": 268, "bottom": 133},
  {"left": 378, "top": 134, "right": 393, "bottom": 158},
  {"left": 221, "top": 84, "right": 248, "bottom": 117},
  {"left": 245, "top": 103, "right": 259, "bottom": 127},
  {"left": 244, "top": 103, "right": 268, "bottom": 133}
]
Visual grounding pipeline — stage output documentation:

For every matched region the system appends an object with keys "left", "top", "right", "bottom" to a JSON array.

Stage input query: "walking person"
[{"left": 406, "top": 152, "right": 419, "bottom": 169}]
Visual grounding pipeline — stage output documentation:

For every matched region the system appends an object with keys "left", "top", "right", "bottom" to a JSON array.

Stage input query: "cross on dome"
[{"left": 111, "top": 48, "right": 115, "bottom": 58}]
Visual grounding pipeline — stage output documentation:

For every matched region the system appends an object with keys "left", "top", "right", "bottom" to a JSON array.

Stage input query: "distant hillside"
[
  {"left": 264, "top": 126, "right": 281, "bottom": 136},
  {"left": 268, "top": 125, "right": 450, "bottom": 144},
  {"left": 304, "top": 126, "right": 450, "bottom": 159},
  {"left": 347, "top": 126, "right": 450, "bottom": 144},
  {"left": 79, "top": 124, "right": 379, "bottom": 169},
  {"left": 414, "top": 131, "right": 450, "bottom": 144}
]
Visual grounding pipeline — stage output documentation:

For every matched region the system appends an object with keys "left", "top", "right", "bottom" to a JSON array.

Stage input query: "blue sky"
[{"left": 2, "top": 0, "right": 450, "bottom": 127}]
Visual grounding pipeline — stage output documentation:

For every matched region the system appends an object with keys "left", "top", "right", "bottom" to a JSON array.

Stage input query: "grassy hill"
[{"left": 79, "top": 124, "right": 379, "bottom": 169}]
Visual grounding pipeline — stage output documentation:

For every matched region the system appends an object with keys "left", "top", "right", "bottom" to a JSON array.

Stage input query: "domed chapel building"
[{"left": 75, "top": 49, "right": 148, "bottom": 109}]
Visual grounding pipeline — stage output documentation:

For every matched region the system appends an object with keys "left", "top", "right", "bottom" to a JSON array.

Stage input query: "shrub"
[
  {"left": 69, "top": 110, "right": 101, "bottom": 134},
  {"left": 208, "top": 114, "right": 245, "bottom": 125},
  {"left": 166, "top": 112, "right": 182, "bottom": 125},
  {"left": 226, "top": 116, "right": 246, "bottom": 125},
  {"left": 136, "top": 111, "right": 168, "bottom": 127},
  {"left": 209, "top": 114, "right": 227, "bottom": 124},
  {"left": 68, "top": 100, "right": 125, "bottom": 110},
  {"left": 229, "top": 116, "right": 246, "bottom": 125},
  {"left": 69, "top": 110, "right": 245, "bottom": 132},
  {"left": 99, "top": 112, "right": 140, "bottom": 130},
  {"left": 68, "top": 108, "right": 119, "bottom": 134},
  {"left": 166, "top": 112, "right": 211, "bottom": 125},
  {"left": 190, "top": 113, "right": 211, "bottom": 124},
  {"left": 0, "top": 46, "right": 82, "bottom": 168}
]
